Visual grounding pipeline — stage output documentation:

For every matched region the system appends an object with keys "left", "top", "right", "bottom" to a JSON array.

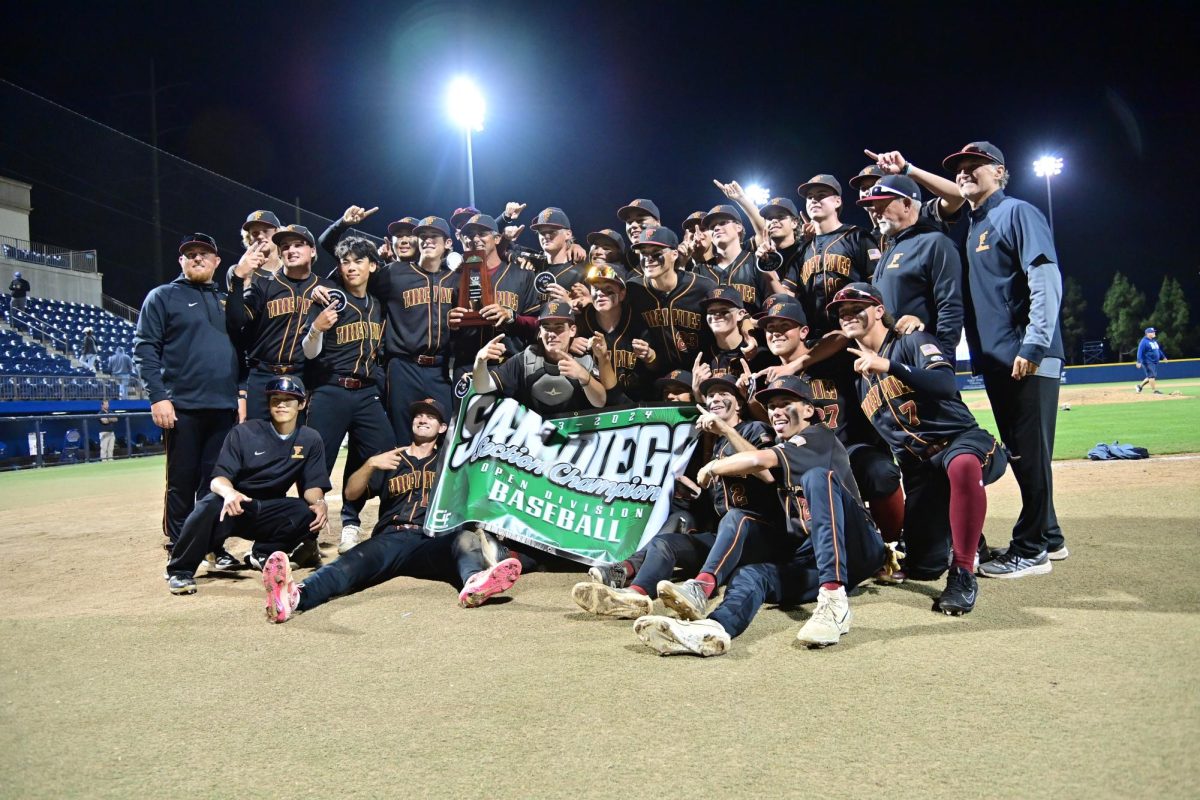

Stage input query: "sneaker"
[
  {"left": 633, "top": 615, "right": 730, "bottom": 657},
  {"left": 1048, "top": 545, "right": 1069, "bottom": 562},
  {"left": 244, "top": 552, "right": 268, "bottom": 571},
  {"left": 210, "top": 548, "right": 241, "bottom": 571},
  {"left": 1135, "top": 384, "right": 1143, "bottom": 393},
  {"left": 571, "top": 582, "right": 652, "bottom": 618},
  {"left": 796, "top": 586, "right": 852, "bottom": 648},
  {"left": 459, "top": 557, "right": 522, "bottom": 608},
  {"left": 657, "top": 579, "right": 710, "bottom": 621},
  {"left": 167, "top": 574, "right": 196, "bottom": 596},
  {"left": 588, "top": 563, "right": 629, "bottom": 589},
  {"left": 263, "top": 551, "right": 300, "bottom": 623},
  {"left": 978, "top": 549, "right": 1052, "bottom": 579},
  {"left": 936, "top": 566, "right": 978, "bottom": 616},
  {"left": 338, "top": 525, "right": 362, "bottom": 555},
  {"left": 289, "top": 538, "right": 323, "bottom": 569}
]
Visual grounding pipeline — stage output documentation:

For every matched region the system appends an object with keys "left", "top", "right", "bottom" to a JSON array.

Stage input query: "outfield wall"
[{"left": 956, "top": 358, "right": 1200, "bottom": 390}]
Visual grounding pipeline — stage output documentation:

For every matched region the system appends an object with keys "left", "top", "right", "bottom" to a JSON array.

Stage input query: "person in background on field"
[
  {"left": 1136, "top": 327, "right": 1167, "bottom": 394},
  {"left": 106, "top": 345, "right": 136, "bottom": 399},
  {"left": 97, "top": 399, "right": 118, "bottom": 462}
]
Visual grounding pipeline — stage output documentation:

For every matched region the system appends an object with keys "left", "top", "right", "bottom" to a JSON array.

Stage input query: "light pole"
[
  {"left": 1033, "top": 155, "right": 1063, "bottom": 234},
  {"left": 745, "top": 184, "right": 771, "bottom": 207},
  {"left": 447, "top": 77, "right": 485, "bottom": 209}
]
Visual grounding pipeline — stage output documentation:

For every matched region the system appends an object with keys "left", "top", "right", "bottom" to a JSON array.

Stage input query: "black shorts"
[{"left": 931, "top": 428, "right": 1007, "bottom": 486}]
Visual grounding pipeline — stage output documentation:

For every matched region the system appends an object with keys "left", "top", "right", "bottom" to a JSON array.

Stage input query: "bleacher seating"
[{"left": 4, "top": 296, "right": 136, "bottom": 371}]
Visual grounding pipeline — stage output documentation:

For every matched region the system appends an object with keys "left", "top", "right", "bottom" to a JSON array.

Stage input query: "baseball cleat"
[
  {"left": 633, "top": 615, "right": 729, "bottom": 657},
  {"left": 978, "top": 549, "right": 1051, "bottom": 579},
  {"left": 588, "top": 562, "right": 630, "bottom": 589},
  {"left": 935, "top": 566, "right": 977, "bottom": 616},
  {"left": 571, "top": 582, "right": 652, "bottom": 619},
  {"left": 289, "top": 538, "right": 323, "bottom": 570},
  {"left": 796, "top": 586, "right": 852, "bottom": 648},
  {"left": 167, "top": 574, "right": 196, "bottom": 595},
  {"left": 459, "top": 557, "right": 522, "bottom": 608},
  {"left": 263, "top": 551, "right": 300, "bottom": 624},
  {"left": 656, "top": 579, "right": 710, "bottom": 621},
  {"left": 338, "top": 525, "right": 362, "bottom": 554}
]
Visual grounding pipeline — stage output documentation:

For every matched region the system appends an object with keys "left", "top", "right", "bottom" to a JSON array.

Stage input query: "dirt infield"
[{"left": 2, "top": 455, "right": 1198, "bottom": 799}]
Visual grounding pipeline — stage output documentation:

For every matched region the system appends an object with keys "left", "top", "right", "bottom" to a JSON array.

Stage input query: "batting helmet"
[{"left": 265, "top": 375, "right": 306, "bottom": 399}]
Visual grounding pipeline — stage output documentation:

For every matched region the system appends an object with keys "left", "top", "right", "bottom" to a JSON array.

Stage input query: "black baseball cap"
[
  {"left": 825, "top": 282, "right": 885, "bottom": 313},
  {"left": 754, "top": 375, "right": 815, "bottom": 405},
  {"left": 242, "top": 210, "right": 282, "bottom": 231},
  {"left": 848, "top": 165, "right": 886, "bottom": 191},
  {"left": 699, "top": 286, "right": 745, "bottom": 311},
  {"left": 943, "top": 141, "right": 1006, "bottom": 172},
  {"left": 681, "top": 211, "right": 707, "bottom": 231},
  {"left": 410, "top": 397, "right": 448, "bottom": 424},
  {"left": 856, "top": 175, "right": 922, "bottom": 206},
  {"left": 414, "top": 216, "right": 452, "bottom": 239},
  {"left": 585, "top": 263, "right": 626, "bottom": 289},
  {"left": 632, "top": 226, "right": 679, "bottom": 249},
  {"left": 617, "top": 198, "right": 661, "bottom": 223},
  {"left": 531, "top": 207, "right": 571, "bottom": 231},
  {"left": 271, "top": 225, "right": 316, "bottom": 248},
  {"left": 266, "top": 375, "right": 306, "bottom": 399},
  {"left": 702, "top": 204, "right": 742, "bottom": 230},
  {"left": 538, "top": 299, "right": 575, "bottom": 323},
  {"left": 460, "top": 213, "right": 499, "bottom": 234},
  {"left": 654, "top": 370, "right": 693, "bottom": 396},
  {"left": 797, "top": 174, "right": 843, "bottom": 197},
  {"left": 761, "top": 299, "right": 808, "bottom": 327},
  {"left": 450, "top": 207, "right": 481, "bottom": 230},
  {"left": 752, "top": 291, "right": 799, "bottom": 320},
  {"left": 178, "top": 233, "right": 218, "bottom": 255},
  {"left": 759, "top": 197, "right": 800, "bottom": 217},
  {"left": 387, "top": 217, "right": 421, "bottom": 236},
  {"left": 698, "top": 373, "right": 744, "bottom": 400},
  {"left": 586, "top": 229, "right": 625, "bottom": 253}
]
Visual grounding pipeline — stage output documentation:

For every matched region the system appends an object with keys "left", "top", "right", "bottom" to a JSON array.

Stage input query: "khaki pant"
[{"left": 100, "top": 431, "right": 115, "bottom": 461}]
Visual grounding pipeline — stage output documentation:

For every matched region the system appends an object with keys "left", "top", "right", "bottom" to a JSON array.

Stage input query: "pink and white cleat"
[
  {"left": 458, "top": 557, "right": 522, "bottom": 608},
  {"left": 263, "top": 551, "right": 300, "bottom": 624}
]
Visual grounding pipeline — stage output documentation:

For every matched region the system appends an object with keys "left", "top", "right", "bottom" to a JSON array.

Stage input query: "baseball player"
[
  {"left": 616, "top": 198, "right": 661, "bottom": 275},
  {"left": 693, "top": 203, "right": 774, "bottom": 314},
  {"left": 626, "top": 225, "right": 718, "bottom": 372},
  {"left": 677, "top": 211, "right": 713, "bottom": 272},
  {"left": 1136, "top": 327, "right": 1167, "bottom": 393},
  {"left": 262, "top": 398, "right": 523, "bottom": 622},
  {"left": 689, "top": 286, "right": 772, "bottom": 394},
  {"left": 634, "top": 375, "right": 889, "bottom": 656},
  {"left": 572, "top": 264, "right": 659, "bottom": 402},
  {"left": 226, "top": 210, "right": 283, "bottom": 289},
  {"left": 317, "top": 205, "right": 381, "bottom": 261},
  {"left": 946, "top": 141, "right": 1067, "bottom": 575},
  {"left": 830, "top": 282, "right": 1007, "bottom": 614},
  {"left": 165, "top": 376, "right": 330, "bottom": 595},
  {"left": 857, "top": 175, "right": 964, "bottom": 357},
  {"left": 573, "top": 374, "right": 778, "bottom": 620},
  {"left": 386, "top": 216, "right": 422, "bottom": 263},
  {"left": 226, "top": 225, "right": 334, "bottom": 421},
  {"left": 301, "top": 236, "right": 392, "bottom": 553},
  {"left": 134, "top": 233, "right": 239, "bottom": 552},
  {"left": 585, "top": 228, "right": 629, "bottom": 277},
  {"left": 527, "top": 207, "right": 589, "bottom": 312}
]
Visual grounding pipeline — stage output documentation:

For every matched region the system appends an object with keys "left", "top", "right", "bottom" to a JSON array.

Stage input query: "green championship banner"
[{"left": 426, "top": 390, "right": 700, "bottom": 565}]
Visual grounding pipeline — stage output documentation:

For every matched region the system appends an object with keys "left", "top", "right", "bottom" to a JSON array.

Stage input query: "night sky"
[{"left": 3, "top": 1, "right": 1198, "bottom": 345}]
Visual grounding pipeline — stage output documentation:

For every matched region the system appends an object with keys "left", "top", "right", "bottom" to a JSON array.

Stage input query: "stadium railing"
[
  {"left": 0, "top": 374, "right": 137, "bottom": 401},
  {"left": 0, "top": 411, "right": 160, "bottom": 470},
  {"left": 0, "top": 235, "right": 98, "bottom": 273}
]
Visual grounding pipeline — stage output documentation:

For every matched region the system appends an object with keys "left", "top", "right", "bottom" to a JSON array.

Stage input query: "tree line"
[{"left": 1058, "top": 273, "right": 1192, "bottom": 363}]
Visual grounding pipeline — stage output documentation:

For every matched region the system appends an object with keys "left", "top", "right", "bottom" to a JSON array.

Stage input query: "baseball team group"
[{"left": 135, "top": 140, "right": 1070, "bottom": 657}]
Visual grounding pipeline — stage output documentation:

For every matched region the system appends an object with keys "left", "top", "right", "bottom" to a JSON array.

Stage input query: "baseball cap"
[
  {"left": 942, "top": 141, "right": 1006, "bottom": 172},
  {"left": 654, "top": 370, "right": 694, "bottom": 396},
  {"left": 632, "top": 225, "right": 679, "bottom": 249},
  {"left": 387, "top": 217, "right": 421, "bottom": 236},
  {"left": 450, "top": 207, "right": 481, "bottom": 230},
  {"left": 856, "top": 175, "right": 922, "bottom": 206},
  {"left": 586, "top": 229, "right": 625, "bottom": 253},
  {"left": 848, "top": 165, "right": 886, "bottom": 191},
  {"left": 585, "top": 263, "right": 626, "bottom": 289},
  {"left": 797, "top": 174, "right": 843, "bottom": 198},
  {"left": 759, "top": 197, "right": 800, "bottom": 217},
  {"left": 761, "top": 299, "right": 808, "bottom": 327},
  {"left": 265, "top": 375, "right": 306, "bottom": 399},
  {"left": 12, "top": 271, "right": 20, "bottom": 278},
  {"left": 1145, "top": 327, "right": 1156, "bottom": 334},
  {"left": 699, "top": 286, "right": 745, "bottom": 311},
  {"left": 698, "top": 373, "right": 744, "bottom": 399},
  {"left": 178, "top": 233, "right": 218, "bottom": 254},
  {"left": 538, "top": 299, "right": 575, "bottom": 323},
  {"left": 753, "top": 291, "right": 799, "bottom": 320},
  {"left": 460, "top": 213, "right": 499, "bottom": 234},
  {"left": 271, "top": 225, "right": 316, "bottom": 248},
  {"left": 825, "top": 282, "right": 885, "bottom": 313},
  {"left": 414, "top": 216, "right": 452, "bottom": 239},
  {"left": 241, "top": 210, "right": 282, "bottom": 231},
  {"left": 702, "top": 204, "right": 743, "bottom": 230},
  {"left": 531, "top": 207, "right": 571, "bottom": 231},
  {"left": 681, "top": 211, "right": 707, "bottom": 232},
  {"left": 410, "top": 397, "right": 448, "bottom": 424},
  {"left": 754, "top": 375, "right": 815, "bottom": 405},
  {"left": 617, "top": 198, "right": 661, "bottom": 223}
]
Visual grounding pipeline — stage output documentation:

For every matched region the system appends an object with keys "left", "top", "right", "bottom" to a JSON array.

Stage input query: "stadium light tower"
[
  {"left": 1033, "top": 155, "right": 1063, "bottom": 234},
  {"left": 745, "top": 184, "right": 771, "bottom": 207},
  {"left": 447, "top": 77, "right": 486, "bottom": 208}
]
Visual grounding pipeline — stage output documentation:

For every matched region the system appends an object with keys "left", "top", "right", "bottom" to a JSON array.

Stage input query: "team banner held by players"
[{"left": 427, "top": 390, "right": 700, "bottom": 565}]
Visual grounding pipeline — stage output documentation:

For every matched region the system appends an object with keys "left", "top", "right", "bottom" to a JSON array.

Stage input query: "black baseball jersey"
[
  {"left": 367, "top": 260, "right": 456, "bottom": 360},
  {"left": 626, "top": 272, "right": 717, "bottom": 371},
  {"left": 450, "top": 259, "right": 540, "bottom": 366},
  {"left": 871, "top": 220, "right": 964, "bottom": 357},
  {"left": 704, "top": 340, "right": 773, "bottom": 386},
  {"left": 574, "top": 303, "right": 657, "bottom": 400},
  {"left": 305, "top": 291, "right": 384, "bottom": 383},
  {"left": 374, "top": 447, "right": 441, "bottom": 528},
  {"left": 228, "top": 270, "right": 333, "bottom": 370},
  {"left": 211, "top": 419, "right": 331, "bottom": 499},
  {"left": 695, "top": 249, "right": 773, "bottom": 314},
  {"left": 769, "top": 423, "right": 862, "bottom": 538},
  {"left": 858, "top": 330, "right": 981, "bottom": 461},
  {"left": 783, "top": 224, "right": 880, "bottom": 334},
  {"left": 489, "top": 347, "right": 600, "bottom": 417},
  {"left": 710, "top": 421, "right": 777, "bottom": 517},
  {"left": 530, "top": 260, "right": 588, "bottom": 313},
  {"left": 796, "top": 360, "right": 849, "bottom": 442}
]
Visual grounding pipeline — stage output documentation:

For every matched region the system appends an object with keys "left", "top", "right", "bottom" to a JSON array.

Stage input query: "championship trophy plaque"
[{"left": 457, "top": 248, "right": 495, "bottom": 327}]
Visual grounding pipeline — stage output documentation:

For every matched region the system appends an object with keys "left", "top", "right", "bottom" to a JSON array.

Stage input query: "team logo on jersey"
[
  {"left": 534, "top": 271, "right": 556, "bottom": 293},
  {"left": 291, "top": 446, "right": 304, "bottom": 459},
  {"left": 730, "top": 485, "right": 747, "bottom": 507},
  {"left": 976, "top": 231, "right": 991, "bottom": 252},
  {"left": 920, "top": 343, "right": 941, "bottom": 356},
  {"left": 326, "top": 288, "right": 348, "bottom": 311},
  {"left": 887, "top": 252, "right": 903, "bottom": 269},
  {"left": 454, "top": 373, "right": 472, "bottom": 399}
]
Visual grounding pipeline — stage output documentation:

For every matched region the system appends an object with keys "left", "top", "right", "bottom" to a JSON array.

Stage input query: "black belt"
[
  {"left": 332, "top": 376, "right": 367, "bottom": 389},
  {"left": 416, "top": 355, "right": 440, "bottom": 366},
  {"left": 252, "top": 362, "right": 299, "bottom": 375},
  {"left": 391, "top": 521, "right": 422, "bottom": 530}
]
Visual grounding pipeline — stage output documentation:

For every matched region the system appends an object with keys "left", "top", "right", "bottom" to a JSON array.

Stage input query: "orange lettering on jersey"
[
  {"left": 387, "top": 469, "right": 438, "bottom": 496},
  {"left": 860, "top": 375, "right": 913, "bottom": 419},
  {"left": 335, "top": 320, "right": 384, "bottom": 346},
  {"left": 799, "top": 253, "right": 854, "bottom": 285}
]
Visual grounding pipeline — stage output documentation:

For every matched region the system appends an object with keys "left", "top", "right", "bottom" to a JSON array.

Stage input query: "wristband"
[{"left": 902, "top": 163, "right": 913, "bottom": 175}]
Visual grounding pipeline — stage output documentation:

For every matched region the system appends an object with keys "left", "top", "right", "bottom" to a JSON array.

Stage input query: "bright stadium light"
[
  {"left": 745, "top": 184, "right": 771, "bottom": 207},
  {"left": 1032, "top": 155, "right": 1064, "bottom": 234},
  {"left": 447, "top": 77, "right": 485, "bottom": 207}
]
